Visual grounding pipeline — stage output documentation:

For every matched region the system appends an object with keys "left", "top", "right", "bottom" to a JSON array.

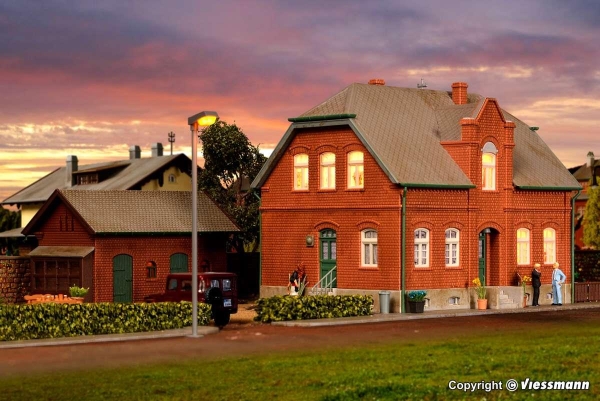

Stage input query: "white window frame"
[
  {"left": 445, "top": 229, "right": 460, "bottom": 267},
  {"left": 361, "top": 229, "right": 378, "bottom": 267},
  {"left": 482, "top": 142, "right": 497, "bottom": 191},
  {"left": 293, "top": 153, "right": 309, "bottom": 190},
  {"left": 414, "top": 229, "right": 429, "bottom": 267},
  {"left": 543, "top": 228, "right": 556, "bottom": 265},
  {"left": 320, "top": 152, "right": 336, "bottom": 189},
  {"left": 517, "top": 228, "right": 530, "bottom": 265},
  {"left": 347, "top": 151, "right": 364, "bottom": 189}
]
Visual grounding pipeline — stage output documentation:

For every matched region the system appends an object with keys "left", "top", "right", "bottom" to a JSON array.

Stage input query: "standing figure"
[
  {"left": 551, "top": 262, "right": 566, "bottom": 306},
  {"left": 531, "top": 263, "right": 542, "bottom": 306}
]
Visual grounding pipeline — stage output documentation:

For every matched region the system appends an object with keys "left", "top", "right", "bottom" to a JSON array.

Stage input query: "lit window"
[
  {"left": 347, "top": 151, "right": 364, "bottom": 189},
  {"left": 445, "top": 229, "right": 459, "bottom": 267},
  {"left": 361, "top": 230, "right": 378, "bottom": 267},
  {"left": 414, "top": 229, "right": 429, "bottom": 267},
  {"left": 294, "top": 153, "right": 309, "bottom": 190},
  {"left": 482, "top": 142, "right": 497, "bottom": 190},
  {"left": 320, "top": 152, "right": 336, "bottom": 189},
  {"left": 517, "top": 228, "right": 530, "bottom": 265},
  {"left": 544, "top": 228, "right": 556, "bottom": 264}
]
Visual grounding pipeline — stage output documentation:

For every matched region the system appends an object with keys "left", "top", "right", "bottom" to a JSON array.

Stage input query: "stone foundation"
[
  {"left": 0, "top": 256, "right": 31, "bottom": 304},
  {"left": 260, "top": 284, "right": 573, "bottom": 313}
]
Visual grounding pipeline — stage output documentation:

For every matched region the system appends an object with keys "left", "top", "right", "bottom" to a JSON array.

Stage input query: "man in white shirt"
[{"left": 551, "top": 262, "right": 566, "bottom": 306}]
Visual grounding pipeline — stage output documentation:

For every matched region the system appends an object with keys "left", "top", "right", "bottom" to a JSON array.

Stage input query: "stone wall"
[{"left": 0, "top": 256, "right": 31, "bottom": 304}]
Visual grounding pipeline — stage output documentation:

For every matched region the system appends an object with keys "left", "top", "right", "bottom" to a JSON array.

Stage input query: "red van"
[{"left": 145, "top": 272, "right": 238, "bottom": 327}]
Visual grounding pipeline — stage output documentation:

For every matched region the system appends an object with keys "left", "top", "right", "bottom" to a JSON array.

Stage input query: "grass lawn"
[{"left": 1, "top": 319, "right": 598, "bottom": 401}]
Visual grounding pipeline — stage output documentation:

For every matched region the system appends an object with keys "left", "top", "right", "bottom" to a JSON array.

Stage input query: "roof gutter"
[
  {"left": 287, "top": 114, "right": 357, "bottom": 123},
  {"left": 516, "top": 186, "right": 582, "bottom": 191},
  {"left": 398, "top": 183, "right": 475, "bottom": 189},
  {"left": 571, "top": 189, "right": 581, "bottom": 303},
  {"left": 253, "top": 191, "right": 262, "bottom": 292}
]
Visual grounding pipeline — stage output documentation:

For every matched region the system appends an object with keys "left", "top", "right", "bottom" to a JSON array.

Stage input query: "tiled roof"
[
  {"left": 52, "top": 190, "right": 239, "bottom": 234},
  {"left": 253, "top": 83, "right": 580, "bottom": 190},
  {"left": 571, "top": 159, "right": 599, "bottom": 181},
  {"left": 2, "top": 154, "right": 191, "bottom": 205}
]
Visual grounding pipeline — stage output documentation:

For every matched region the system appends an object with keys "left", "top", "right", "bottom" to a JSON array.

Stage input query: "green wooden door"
[
  {"left": 478, "top": 232, "right": 486, "bottom": 285},
  {"left": 320, "top": 229, "right": 337, "bottom": 288},
  {"left": 113, "top": 254, "right": 133, "bottom": 303},
  {"left": 170, "top": 253, "right": 188, "bottom": 273}
]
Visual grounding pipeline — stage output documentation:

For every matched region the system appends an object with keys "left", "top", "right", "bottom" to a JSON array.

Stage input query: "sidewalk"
[
  {"left": 1, "top": 302, "right": 598, "bottom": 349},
  {"left": 272, "top": 302, "right": 600, "bottom": 327}
]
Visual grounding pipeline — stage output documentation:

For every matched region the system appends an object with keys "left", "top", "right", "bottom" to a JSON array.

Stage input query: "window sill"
[
  {"left": 317, "top": 189, "right": 336, "bottom": 193},
  {"left": 414, "top": 266, "right": 430, "bottom": 269},
  {"left": 292, "top": 189, "right": 310, "bottom": 193},
  {"left": 445, "top": 265, "right": 463, "bottom": 269},
  {"left": 345, "top": 188, "right": 365, "bottom": 192},
  {"left": 359, "top": 266, "right": 378, "bottom": 270}
]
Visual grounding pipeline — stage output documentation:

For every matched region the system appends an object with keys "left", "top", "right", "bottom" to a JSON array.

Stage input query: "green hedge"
[
  {"left": 255, "top": 295, "right": 373, "bottom": 323},
  {"left": 0, "top": 302, "right": 212, "bottom": 341}
]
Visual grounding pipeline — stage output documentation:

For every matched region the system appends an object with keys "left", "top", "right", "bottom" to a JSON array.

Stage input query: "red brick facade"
[
  {"left": 259, "top": 99, "right": 574, "bottom": 297},
  {"left": 31, "top": 202, "right": 229, "bottom": 302}
]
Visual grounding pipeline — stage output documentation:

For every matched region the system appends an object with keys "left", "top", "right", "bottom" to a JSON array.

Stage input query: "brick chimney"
[
  {"left": 65, "top": 155, "right": 78, "bottom": 188},
  {"left": 129, "top": 145, "right": 141, "bottom": 160},
  {"left": 451, "top": 82, "right": 468, "bottom": 105},
  {"left": 368, "top": 78, "right": 385, "bottom": 86},
  {"left": 151, "top": 143, "right": 164, "bottom": 157}
]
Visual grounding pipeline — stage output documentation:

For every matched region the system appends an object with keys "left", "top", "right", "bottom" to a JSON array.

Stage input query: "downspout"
[
  {"left": 401, "top": 187, "right": 408, "bottom": 314},
  {"left": 571, "top": 190, "right": 581, "bottom": 303},
  {"left": 253, "top": 191, "right": 262, "bottom": 295}
]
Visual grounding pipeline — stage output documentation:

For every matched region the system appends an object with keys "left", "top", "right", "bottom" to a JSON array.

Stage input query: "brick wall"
[{"left": 0, "top": 256, "right": 30, "bottom": 303}]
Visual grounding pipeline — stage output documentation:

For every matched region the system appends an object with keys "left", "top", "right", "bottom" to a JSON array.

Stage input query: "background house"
[
  {"left": 21, "top": 190, "right": 239, "bottom": 302},
  {"left": 252, "top": 80, "right": 580, "bottom": 312},
  {"left": 569, "top": 151, "right": 599, "bottom": 249}
]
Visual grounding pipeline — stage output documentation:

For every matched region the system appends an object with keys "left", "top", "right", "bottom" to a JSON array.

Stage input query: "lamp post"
[{"left": 187, "top": 110, "right": 218, "bottom": 337}]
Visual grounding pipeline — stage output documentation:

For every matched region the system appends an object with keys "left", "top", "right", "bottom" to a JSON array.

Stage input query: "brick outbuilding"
[
  {"left": 252, "top": 80, "right": 581, "bottom": 312},
  {"left": 21, "top": 190, "right": 239, "bottom": 302}
]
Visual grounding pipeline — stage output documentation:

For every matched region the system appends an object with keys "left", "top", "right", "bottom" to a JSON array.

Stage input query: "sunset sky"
[{"left": 1, "top": 0, "right": 599, "bottom": 204}]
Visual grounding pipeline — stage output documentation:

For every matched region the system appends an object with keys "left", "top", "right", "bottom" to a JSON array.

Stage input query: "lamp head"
[{"left": 188, "top": 111, "right": 219, "bottom": 127}]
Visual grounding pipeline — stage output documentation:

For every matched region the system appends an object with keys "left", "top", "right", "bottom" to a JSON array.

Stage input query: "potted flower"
[
  {"left": 407, "top": 290, "right": 427, "bottom": 313},
  {"left": 472, "top": 278, "right": 487, "bottom": 310},
  {"left": 69, "top": 285, "right": 89, "bottom": 303},
  {"left": 519, "top": 274, "right": 531, "bottom": 307}
]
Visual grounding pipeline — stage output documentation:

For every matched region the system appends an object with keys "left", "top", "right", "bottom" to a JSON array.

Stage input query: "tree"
[
  {"left": 198, "top": 120, "right": 267, "bottom": 254},
  {"left": 583, "top": 184, "right": 600, "bottom": 249},
  {"left": 0, "top": 207, "right": 20, "bottom": 255}
]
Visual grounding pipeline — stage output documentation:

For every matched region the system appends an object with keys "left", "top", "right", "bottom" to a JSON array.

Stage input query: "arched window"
[
  {"left": 517, "top": 228, "right": 530, "bottom": 265},
  {"left": 482, "top": 142, "right": 497, "bottom": 190},
  {"left": 414, "top": 229, "right": 429, "bottom": 267},
  {"left": 361, "top": 230, "right": 378, "bottom": 267},
  {"left": 293, "top": 153, "right": 309, "bottom": 190},
  {"left": 320, "top": 152, "right": 336, "bottom": 189},
  {"left": 347, "top": 151, "right": 364, "bottom": 189},
  {"left": 544, "top": 228, "right": 556, "bottom": 264},
  {"left": 445, "top": 229, "right": 460, "bottom": 267}
]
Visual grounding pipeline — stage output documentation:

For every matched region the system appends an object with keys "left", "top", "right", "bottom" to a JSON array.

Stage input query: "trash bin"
[{"left": 379, "top": 291, "right": 391, "bottom": 314}]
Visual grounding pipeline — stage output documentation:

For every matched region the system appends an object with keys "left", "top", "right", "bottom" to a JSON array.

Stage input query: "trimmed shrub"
[
  {"left": 255, "top": 295, "right": 373, "bottom": 323},
  {"left": 0, "top": 302, "right": 211, "bottom": 341}
]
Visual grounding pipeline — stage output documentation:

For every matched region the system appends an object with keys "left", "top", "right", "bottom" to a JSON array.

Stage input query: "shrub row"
[
  {"left": 255, "top": 294, "right": 373, "bottom": 323},
  {"left": 0, "top": 302, "right": 212, "bottom": 341}
]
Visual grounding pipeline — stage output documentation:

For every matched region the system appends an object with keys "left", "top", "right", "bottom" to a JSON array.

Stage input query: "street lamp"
[{"left": 188, "top": 110, "right": 218, "bottom": 337}]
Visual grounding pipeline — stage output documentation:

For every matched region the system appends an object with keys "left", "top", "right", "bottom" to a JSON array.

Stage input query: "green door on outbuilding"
[
  {"left": 113, "top": 254, "right": 133, "bottom": 303},
  {"left": 170, "top": 253, "right": 188, "bottom": 273}
]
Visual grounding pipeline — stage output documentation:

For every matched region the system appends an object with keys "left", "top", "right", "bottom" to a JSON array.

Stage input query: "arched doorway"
[{"left": 319, "top": 229, "right": 337, "bottom": 288}]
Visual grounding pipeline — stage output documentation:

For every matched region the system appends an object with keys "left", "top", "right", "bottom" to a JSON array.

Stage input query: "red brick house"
[
  {"left": 569, "top": 151, "right": 598, "bottom": 249},
  {"left": 21, "top": 190, "right": 239, "bottom": 302},
  {"left": 252, "top": 80, "right": 581, "bottom": 312}
]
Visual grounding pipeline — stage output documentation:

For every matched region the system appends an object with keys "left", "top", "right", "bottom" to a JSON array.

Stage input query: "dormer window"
[
  {"left": 77, "top": 173, "right": 98, "bottom": 185},
  {"left": 482, "top": 142, "right": 497, "bottom": 190},
  {"left": 294, "top": 153, "right": 309, "bottom": 190}
]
